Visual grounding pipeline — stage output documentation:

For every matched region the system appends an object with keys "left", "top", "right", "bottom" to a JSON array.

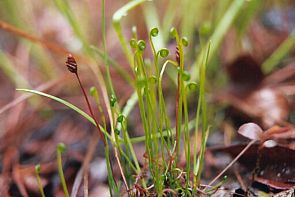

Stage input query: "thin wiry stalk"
[
  {"left": 75, "top": 72, "right": 106, "bottom": 145},
  {"left": 204, "top": 140, "right": 256, "bottom": 190},
  {"left": 35, "top": 165, "right": 46, "bottom": 197},
  {"left": 56, "top": 144, "right": 69, "bottom": 197}
]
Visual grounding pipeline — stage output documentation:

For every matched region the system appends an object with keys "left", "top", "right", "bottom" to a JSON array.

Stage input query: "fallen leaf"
[
  {"left": 211, "top": 144, "right": 295, "bottom": 189},
  {"left": 225, "top": 54, "right": 264, "bottom": 96},
  {"left": 247, "top": 88, "right": 290, "bottom": 127},
  {"left": 255, "top": 177, "right": 294, "bottom": 190},
  {"left": 238, "top": 123, "right": 263, "bottom": 140},
  {"left": 217, "top": 54, "right": 292, "bottom": 128},
  {"left": 238, "top": 123, "right": 295, "bottom": 149}
]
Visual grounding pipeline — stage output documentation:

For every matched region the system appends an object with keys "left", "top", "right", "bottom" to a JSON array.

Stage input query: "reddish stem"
[
  {"left": 175, "top": 45, "right": 181, "bottom": 158},
  {"left": 75, "top": 73, "right": 106, "bottom": 145},
  {"left": 175, "top": 73, "right": 180, "bottom": 155}
]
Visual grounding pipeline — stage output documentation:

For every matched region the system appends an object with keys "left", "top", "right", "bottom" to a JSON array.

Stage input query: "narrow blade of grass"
[
  {"left": 53, "top": 0, "right": 87, "bottom": 46},
  {"left": 190, "top": 0, "right": 245, "bottom": 81},
  {"left": 16, "top": 88, "right": 113, "bottom": 141},
  {"left": 0, "top": 51, "right": 30, "bottom": 88},
  {"left": 193, "top": 41, "right": 211, "bottom": 186},
  {"left": 262, "top": 30, "right": 295, "bottom": 73},
  {"left": 112, "top": 0, "right": 146, "bottom": 66},
  {"left": 17, "top": 88, "right": 94, "bottom": 123},
  {"left": 143, "top": 3, "right": 164, "bottom": 51}
]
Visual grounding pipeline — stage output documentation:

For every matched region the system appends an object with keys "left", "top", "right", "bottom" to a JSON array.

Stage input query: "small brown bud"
[{"left": 66, "top": 54, "right": 78, "bottom": 73}]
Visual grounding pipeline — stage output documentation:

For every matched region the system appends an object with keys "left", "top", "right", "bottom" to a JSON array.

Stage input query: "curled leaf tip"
[
  {"left": 57, "top": 143, "right": 66, "bottom": 153},
  {"left": 35, "top": 164, "right": 41, "bottom": 173},
  {"left": 130, "top": 39, "right": 137, "bottom": 49},
  {"left": 170, "top": 27, "right": 176, "bottom": 38},
  {"left": 137, "top": 40, "right": 146, "bottom": 51},
  {"left": 181, "top": 37, "right": 188, "bottom": 47},
  {"left": 115, "top": 128, "right": 120, "bottom": 135},
  {"left": 187, "top": 82, "right": 198, "bottom": 91},
  {"left": 159, "top": 48, "right": 169, "bottom": 58},
  {"left": 150, "top": 27, "right": 159, "bottom": 37},
  {"left": 117, "top": 114, "right": 125, "bottom": 123},
  {"left": 110, "top": 94, "right": 117, "bottom": 107},
  {"left": 182, "top": 70, "right": 191, "bottom": 81}
]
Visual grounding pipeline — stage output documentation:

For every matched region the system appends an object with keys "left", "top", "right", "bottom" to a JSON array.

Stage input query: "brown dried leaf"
[
  {"left": 211, "top": 144, "right": 295, "bottom": 189},
  {"left": 218, "top": 54, "right": 293, "bottom": 128},
  {"left": 262, "top": 126, "right": 295, "bottom": 144},
  {"left": 255, "top": 177, "right": 294, "bottom": 190},
  {"left": 225, "top": 54, "right": 264, "bottom": 96},
  {"left": 247, "top": 88, "right": 289, "bottom": 128},
  {"left": 263, "top": 62, "right": 295, "bottom": 86}
]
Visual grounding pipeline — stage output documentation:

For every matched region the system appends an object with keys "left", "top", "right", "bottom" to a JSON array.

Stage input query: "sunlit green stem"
[
  {"left": 56, "top": 143, "right": 69, "bottom": 197},
  {"left": 191, "top": 0, "right": 245, "bottom": 81},
  {"left": 262, "top": 30, "right": 295, "bottom": 73},
  {"left": 35, "top": 164, "right": 46, "bottom": 197}
]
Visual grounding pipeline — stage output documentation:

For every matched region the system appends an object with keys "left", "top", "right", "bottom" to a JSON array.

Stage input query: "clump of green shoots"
[
  {"left": 127, "top": 26, "right": 209, "bottom": 195},
  {"left": 25, "top": 27, "right": 214, "bottom": 196}
]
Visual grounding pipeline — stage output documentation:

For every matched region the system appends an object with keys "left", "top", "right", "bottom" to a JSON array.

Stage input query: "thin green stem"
[
  {"left": 35, "top": 164, "right": 46, "bottom": 197},
  {"left": 105, "top": 140, "right": 120, "bottom": 197},
  {"left": 262, "top": 30, "right": 295, "bottom": 73},
  {"left": 102, "top": 0, "right": 115, "bottom": 95},
  {"left": 159, "top": 60, "right": 178, "bottom": 148},
  {"left": 56, "top": 144, "right": 69, "bottom": 197},
  {"left": 129, "top": 119, "right": 195, "bottom": 144},
  {"left": 190, "top": 0, "right": 245, "bottom": 81},
  {"left": 183, "top": 86, "right": 190, "bottom": 189},
  {"left": 173, "top": 30, "right": 184, "bottom": 161}
]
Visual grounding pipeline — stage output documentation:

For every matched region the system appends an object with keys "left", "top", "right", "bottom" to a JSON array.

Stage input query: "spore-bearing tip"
[{"left": 66, "top": 54, "right": 78, "bottom": 73}]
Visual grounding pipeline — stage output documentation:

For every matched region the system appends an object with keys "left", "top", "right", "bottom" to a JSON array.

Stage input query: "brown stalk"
[
  {"left": 66, "top": 54, "right": 106, "bottom": 145},
  {"left": 204, "top": 139, "right": 256, "bottom": 190},
  {"left": 66, "top": 55, "right": 129, "bottom": 191},
  {"left": 175, "top": 46, "right": 181, "bottom": 157}
]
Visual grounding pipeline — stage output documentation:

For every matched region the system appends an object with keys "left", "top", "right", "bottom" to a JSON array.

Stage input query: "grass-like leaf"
[
  {"left": 0, "top": 51, "right": 30, "bottom": 88},
  {"left": 53, "top": 0, "right": 87, "bottom": 45},
  {"left": 17, "top": 88, "right": 95, "bottom": 124},
  {"left": 112, "top": 0, "right": 146, "bottom": 65},
  {"left": 190, "top": 0, "right": 245, "bottom": 81},
  {"left": 16, "top": 88, "right": 113, "bottom": 141},
  {"left": 262, "top": 30, "right": 295, "bottom": 73},
  {"left": 16, "top": 89, "right": 140, "bottom": 164}
]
